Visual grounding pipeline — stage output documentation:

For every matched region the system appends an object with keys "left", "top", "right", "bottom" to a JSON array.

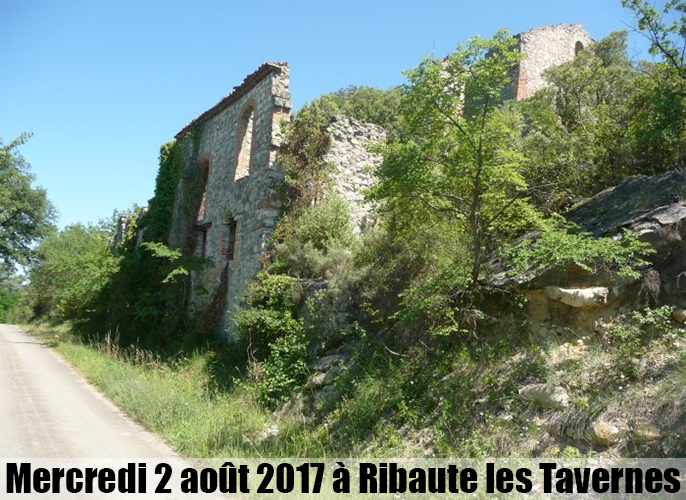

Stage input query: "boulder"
[
  {"left": 672, "top": 309, "right": 686, "bottom": 324},
  {"left": 588, "top": 421, "right": 625, "bottom": 447},
  {"left": 311, "top": 354, "right": 346, "bottom": 372},
  {"left": 519, "top": 384, "right": 570, "bottom": 409},
  {"left": 544, "top": 286, "right": 609, "bottom": 309}
]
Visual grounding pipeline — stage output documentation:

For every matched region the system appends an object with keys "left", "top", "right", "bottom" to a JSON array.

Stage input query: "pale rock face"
[
  {"left": 588, "top": 421, "right": 625, "bottom": 447},
  {"left": 519, "top": 383, "right": 570, "bottom": 409},
  {"left": 672, "top": 309, "right": 686, "bottom": 324},
  {"left": 544, "top": 286, "right": 609, "bottom": 309}
]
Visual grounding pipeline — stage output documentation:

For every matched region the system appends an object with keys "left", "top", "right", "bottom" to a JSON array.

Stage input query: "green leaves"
[
  {"left": 26, "top": 224, "right": 117, "bottom": 321},
  {"left": 506, "top": 218, "right": 655, "bottom": 279},
  {"left": 0, "top": 133, "right": 55, "bottom": 269}
]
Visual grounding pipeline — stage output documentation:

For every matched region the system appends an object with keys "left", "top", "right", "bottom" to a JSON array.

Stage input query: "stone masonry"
[
  {"left": 508, "top": 23, "right": 594, "bottom": 100},
  {"left": 324, "top": 115, "right": 386, "bottom": 232},
  {"left": 167, "top": 62, "right": 291, "bottom": 332}
]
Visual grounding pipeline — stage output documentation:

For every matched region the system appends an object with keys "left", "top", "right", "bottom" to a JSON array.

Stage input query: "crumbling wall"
[
  {"left": 508, "top": 23, "right": 594, "bottom": 100},
  {"left": 168, "top": 62, "right": 291, "bottom": 333},
  {"left": 324, "top": 115, "right": 386, "bottom": 232}
]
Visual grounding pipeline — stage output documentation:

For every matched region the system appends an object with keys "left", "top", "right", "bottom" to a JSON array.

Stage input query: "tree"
[
  {"left": 0, "top": 133, "right": 55, "bottom": 270},
  {"left": 623, "top": 0, "right": 686, "bottom": 87},
  {"left": 623, "top": 0, "right": 686, "bottom": 169},
  {"left": 519, "top": 31, "right": 641, "bottom": 207},
  {"left": 25, "top": 223, "right": 117, "bottom": 321},
  {"left": 371, "top": 30, "right": 537, "bottom": 294}
]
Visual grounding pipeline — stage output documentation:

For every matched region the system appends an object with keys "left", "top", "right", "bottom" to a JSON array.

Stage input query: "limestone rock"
[
  {"left": 308, "top": 367, "right": 341, "bottom": 388},
  {"left": 314, "top": 384, "right": 335, "bottom": 404},
  {"left": 672, "top": 309, "right": 686, "bottom": 324},
  {"left": 632, "top": 424, "right": 662, "bottom": 443},
  {"left": 308, "top": 372, "right": 328, "bottom": 388},
  {"left": 588, "top": 421, "right": 625, "bottom": 447},
  {"left": 544, "top": 286, "right": 609, "bottom": 309},
  {"left": 256, "top": 424, "right": 279, "bottom": 445},
  {"left": 519, "top": 384, "right": 570, "bottom": 409},
  {"left": 311, "top": 354, "right": 346, "bottom": 372}
]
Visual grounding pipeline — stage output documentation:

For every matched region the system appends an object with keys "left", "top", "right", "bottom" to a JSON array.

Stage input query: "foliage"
[
  {"left": 606, "top": 306, "right": 680, "bottom": 377},
  {"left": 370, "top": 29, "right": 538, "bottom": 314},
  {"left": 0, "top": 288, "right": 20, "bottom": 323},
  {"left": 23, "top": 223, "right": 118, "bottom": 322},
  {"left": 269, "top": 192, "right": 355, "bottom": 279},
  {"left": 506, "top": 218, "right": 655, "bottom": 279},
  {"left": 520, "top": 28, "right": 686, "bottom": 211},
  {"left": 0, "top": 133, "right": 55, "bottom": 270},
  {"left": 140, "top": 140, "right": 185, "bottom": 243},
  {"left": 313, "top": 85, "right": 405, "bottom": 139},
  {"left": 519, "top": 32, "right": 641, "bottom": 209},
  {"left": 623, "top": 0, "right": 686, "bottom": 84},
  {"left": 624, "top": 0, "right": 686, "bottom": 169},
  {"left": 235, "top": 273, "right": 309, "bottom": 402}
]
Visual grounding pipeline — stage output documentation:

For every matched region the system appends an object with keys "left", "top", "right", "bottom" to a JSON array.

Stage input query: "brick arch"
[
  {"left": 234, "top": 100, "right": 257, "bottom": 181},
  {"left": 575, "top": 40, "right": 584, "bottom": 55}
]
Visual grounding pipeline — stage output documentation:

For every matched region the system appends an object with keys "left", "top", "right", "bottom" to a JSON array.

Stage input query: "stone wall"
[
  {"left": 324, "top": 115, "right": 386, "bottom": 232},
  {"left": 168, "top": 62, "right": 291, "bottom": 333},
  {"left": 508, "top": 23, "right": 594, "bottom": 100}
]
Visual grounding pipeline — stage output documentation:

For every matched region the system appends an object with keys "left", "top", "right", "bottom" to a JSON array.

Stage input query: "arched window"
[
  {"left": 235, "top": 103, "right": 255, "bottom": 180},
  {"left": 575, "top": 41, "right": 584, "bottom": 55}
]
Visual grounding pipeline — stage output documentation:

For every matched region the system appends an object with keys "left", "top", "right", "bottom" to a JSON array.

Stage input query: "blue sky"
[{"left": 1, "top": 0, "right": 653, "bottom": 228}]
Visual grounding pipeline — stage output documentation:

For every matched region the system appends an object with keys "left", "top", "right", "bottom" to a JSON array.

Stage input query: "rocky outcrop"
[
  {"left": 544, "top": 286, "right": 609, "bottom": 309},
  {"left": 497, "top": 170, "right": 686, "bottom": 333},
  {"left": 519, "top": 383, "right": 570, "bottom": 409}
]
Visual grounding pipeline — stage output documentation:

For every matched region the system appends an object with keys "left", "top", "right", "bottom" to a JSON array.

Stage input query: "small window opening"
[
  {"left": 575, "top": 41, "right": 584, "bottom": 55},
  {"left": 197, "top": 159, "right": 210, "bottom": 221},
  {"left": 196, "top": 229, "right": 208, "bottom": 258},
  {"left": 226, "top": 219, "right": 237, "bottom": 261},
  {"left": 235, "top": 104, "right": 255, "bottom": 181}
]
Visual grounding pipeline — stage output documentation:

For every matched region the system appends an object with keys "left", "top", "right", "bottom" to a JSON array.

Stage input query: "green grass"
[{"left": 20, "top": 314, "right": 686, "bottom": 459}]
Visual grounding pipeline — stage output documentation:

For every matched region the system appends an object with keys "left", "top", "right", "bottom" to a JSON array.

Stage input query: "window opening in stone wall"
[
  {"left": 227, "top": 219, "right": 237, "bottom": 261},
  {"left": 196, "top": 227, "right": 209, "bottom": 259},
  {"left": 197, "top": 159, "right": 210, "bottom": 221},
  {"left": 575, "top": 41, "right": 584, "bottom": 55},
  {"left": 234, "top": 104, "right": 255, "bottom": 181}
]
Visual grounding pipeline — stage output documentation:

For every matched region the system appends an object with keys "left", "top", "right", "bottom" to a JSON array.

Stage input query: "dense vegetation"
[{"left": 5, "top": 0, "right": 686, "bottom": 458}]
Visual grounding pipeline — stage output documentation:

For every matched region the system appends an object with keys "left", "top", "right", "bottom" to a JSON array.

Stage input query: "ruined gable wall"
[
  {"left": 324, "top": 116, "right": 386, "bottom": 232},
  {"left": 168, "top": 63, "right": 290, "bottom": 332},
  {"left": 511, "top": 23, "right": 593, "bottom": 100}
]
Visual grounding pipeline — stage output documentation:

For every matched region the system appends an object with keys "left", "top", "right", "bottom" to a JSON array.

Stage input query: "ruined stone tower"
[{"left": 508, "top": 23, "right": 593, "bottom": 100}]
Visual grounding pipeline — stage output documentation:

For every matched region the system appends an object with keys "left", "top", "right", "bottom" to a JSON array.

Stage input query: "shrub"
[
  {"left": 270, "top": 192, "right": 355, "bottom": 279},
  {"left": 506, "top": 218, "right": 655, "bottom": 279},
  {"left": 235, "top": 273, "right": 309, "bottom": 402}
]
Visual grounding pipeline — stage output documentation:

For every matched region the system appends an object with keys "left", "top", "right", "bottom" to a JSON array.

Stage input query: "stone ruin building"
[
  {"left": 507, "top": 23, "right": 593, "bottom": 100},
  {"left": 117, "top": 23, "right": 592, "bottom": 333}
]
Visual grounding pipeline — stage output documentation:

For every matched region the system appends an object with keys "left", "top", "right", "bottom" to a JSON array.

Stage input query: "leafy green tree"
[
  {"left": 623, "top": 0, "right": 686, "bottom": 86},
  {"left": 0, "top": 133, "right": 55, "bottom": 270},
  {"left": 519, "top": 31, "right": 642, "bottom": 208},
  {"left": 25, "top": 223, "right": 117, "bottom": 321},
  {"left": 372, "top": 29, "right": 538, "bottom": 293},
  {"left": 315, "top": 85, "right": 405, "bottom": 139},
  {"left": 624, "top": 0, "right": 686, "bottom": 169}
]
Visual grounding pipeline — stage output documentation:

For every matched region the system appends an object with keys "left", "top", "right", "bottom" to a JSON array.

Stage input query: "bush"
[
  {"left": 235, "top": 273, "right": 309, "bottom": 402},
  {"left": 506, "top": 218, "right": 655, "bottom": 279},
  {"left": 270, "top": 192, "right": 355, "bottom": 279}
]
